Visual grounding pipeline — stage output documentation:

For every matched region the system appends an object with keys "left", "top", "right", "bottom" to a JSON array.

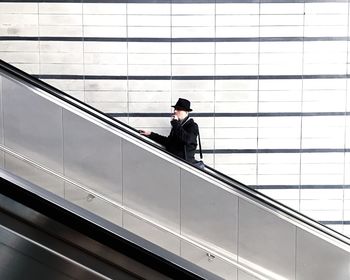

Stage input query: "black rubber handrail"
[
  {"left": 204, "top": 164, "right": 350, "bottom": 243},
  {"left": 1, "top": 59, "right": 349, "bottom": 247}
]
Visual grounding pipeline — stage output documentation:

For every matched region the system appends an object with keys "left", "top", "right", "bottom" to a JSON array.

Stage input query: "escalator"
[
  {"left": 0, "top": 169, "right": 217, "bottom": 280},
  {"left": 0, "top": 59, "right": 349, "bottom": 280}
]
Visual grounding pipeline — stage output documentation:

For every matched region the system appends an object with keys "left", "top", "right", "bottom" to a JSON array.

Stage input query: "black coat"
[{"left": 149, "top": 116, "right": 199, "bottom": 163}]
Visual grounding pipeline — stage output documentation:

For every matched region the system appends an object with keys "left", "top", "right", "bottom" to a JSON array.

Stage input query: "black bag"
[
  {"left": 183, "top": 119, "right": 205, "bottom": 170},
  {"left": 193, "top": 160, "right": 205, "bottom": 169},
  {"left": 193, "top": 129, "right": 205, "bottom": 169}
]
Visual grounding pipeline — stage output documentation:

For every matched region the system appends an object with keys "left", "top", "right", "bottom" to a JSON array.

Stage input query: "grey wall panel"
[
  {"left": 238, "top": 198, "right": 296, "bottom": 280},
  {"left": 181, "top": 170, "right": 238, "bottom": 255},
  {"left": 2, "top": 77, "right": 63, "bottom": 173},
  {"left": 122, "top": 140, "right": 180, "bottom": 233},
  {"left": 63, "top": 110, "right": 122, "bottom": 203},
  {"left": 4, "top": 153, "right": 64, "bottom": 197},
  {"left": 180, "top": 240, "right": 237, "bottom": 280},
  {"left": 296, "top": 229, "right": 350, "bottom": 280},
  {"left": 64, "top": 182, "right": 122, "bottom": 226},
  {"left": 123, "top": 212, "right": 180, "bottom": 255}
]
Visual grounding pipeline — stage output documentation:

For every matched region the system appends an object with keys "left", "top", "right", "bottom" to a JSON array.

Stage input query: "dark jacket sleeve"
[
  {"left": 149, "top": 132, "right": 168, "bottom": 146},
  {"left": 170, "top": 120, "right": 198, "bottom": 144}
]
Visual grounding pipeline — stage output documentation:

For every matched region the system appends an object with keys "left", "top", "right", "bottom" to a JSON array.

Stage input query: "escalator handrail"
[
  {"left": 1, "top": 59, "right": 349, "bottom": 248},
  {"left": 204, "top": 165, "right": 350, "bottom": 245}
]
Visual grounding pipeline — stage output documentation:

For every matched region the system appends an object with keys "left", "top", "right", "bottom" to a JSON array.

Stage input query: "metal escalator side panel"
[
  {"left": 2, "top": 75, "right": 63, "bottom": 174},
  {"left": 2, "top": 58, "right": 349, "bottom": 248},
  {"left": 63, "top": 109, "right": 123, "bottom": 206},
  {"left": 0, "top": 170, "right": 219, "bottom": 280},
  {"left": 0, "top": 75, "right": 4, "bottom": 168},
  {"left": 1, "top": 60, "right": 350, "bottom": 280}
]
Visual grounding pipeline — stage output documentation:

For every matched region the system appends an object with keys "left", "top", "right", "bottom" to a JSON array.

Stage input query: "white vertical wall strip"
[{"left": 298, "top": 0, "right": 306, "bottom": 216}]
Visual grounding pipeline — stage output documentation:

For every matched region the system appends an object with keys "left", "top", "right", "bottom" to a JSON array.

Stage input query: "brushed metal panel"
[
  {"left": 238, "top": 198, "right": 296, "bottom": 280},
  {"left": 0, "top": 243, "right": 73, "bottom": 280},
  {"left": 181, "top": 170, "right": 238, "bottom": 254},
  {"left": 0, "top": 222, "right": 111, "bottom": 280},
  {"left": 180, "top": 240, "right": 237, "bottom": 280},
  {"left": 296, "top": 228, "right": 350, "bottom": 280},
  {"left": 123, "top": 212, "right": 180, "bottom": 255},
  {"left": 2, "top": 77, "right": 63, "bottom": 173},
  {"left": 64, "top": 182, "right": 122, "bottom": 226},
  {"left": 1, "top": 76, "right": 4, "bottom": 168},
  {"left": 63, "top": 110, "right": 122, "bottom": 203},
  {"left": 4, "top": 153, "right": 64, "bottom": 197},
  {"left": 0, "top": 151, "right": 3, "bottom": 169},
  {"left": 238, "top": 270, "right": 259, "bottom": 280},
  {"left": 0, "top": 195, "right": 167, "bottom": 280},
  {"left": 0, "top": 76, "right": 3, "bottom": 146},
  {"left": 122, "top": 140, "right": 181, "bottom": 232}
]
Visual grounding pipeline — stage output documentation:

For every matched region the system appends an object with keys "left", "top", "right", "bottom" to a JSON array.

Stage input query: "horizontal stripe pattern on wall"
[
  {"left": 320, "top": 221, "right": 350, "bottom": 225},
  {"left": 1, "top": 0, "right": 350, "bottom": 237},
  {"left": 2, "top": 0, "right": 348, "bottom": 3},
  {"left": 253, "top": 185, "right": 350, "bottom": 189},
  {"left": 107, "top": 112, "right": 349, "bottom": 117},
  {"left": 31, "top": 74, "right": 350, "bottom": 80},
  {"left": 200, "top": 149, "right": 350, "bottom": 153},
  {"left": 2, "top": 36, "right": 350, "bottom": 42}
]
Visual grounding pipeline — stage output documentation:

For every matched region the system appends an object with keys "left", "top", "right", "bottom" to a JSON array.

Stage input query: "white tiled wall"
[{"left": 0, "top": 0, "right": 349, "bottom": 236}]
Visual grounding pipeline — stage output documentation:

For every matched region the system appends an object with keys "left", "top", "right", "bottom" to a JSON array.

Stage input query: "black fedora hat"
[{"left": 171, "top": 98, "right": 192, "bottom": 112}]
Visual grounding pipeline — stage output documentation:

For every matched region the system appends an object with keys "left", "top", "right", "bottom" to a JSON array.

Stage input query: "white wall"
[{"left": 0, "top": 0, "right": 349, "bottom": 235}]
